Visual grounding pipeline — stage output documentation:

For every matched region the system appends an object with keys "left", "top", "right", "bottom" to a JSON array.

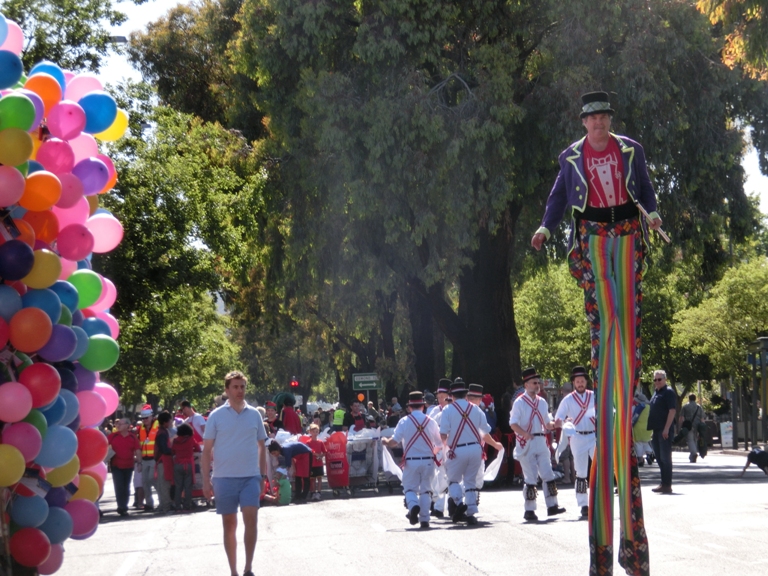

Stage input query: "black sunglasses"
[{"left": 653, "top": 378, "right": 664, "bottom": 381}]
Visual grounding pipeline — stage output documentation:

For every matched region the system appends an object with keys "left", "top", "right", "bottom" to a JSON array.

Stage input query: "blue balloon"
[
  {"left": 78, "top": 91, "right": 117, "bottom": 134},
  {"left": 44, "top": 487, "right": 68, "bottom": 509},
  {"left": 9, "top": 205, "right": 26, "bottom": 219},
  {"left": 50, "top": 281, "right": 79, "bottom": 313},
  {"left": 67, "top": 325, "right": 89, "bottom": 361},
  {"left": 10, "top": 495, "right": 49, "bottom": 528},
  {"left": 35, "top": 425, "right": 78, "bottom": 468},
  {"left": 27, "top": 160, "right": 44, "bottom": 174},
  {"left": 39, "top": 505, "right": 73, "bottom": 544},
  {"left": 76, "top": 259, "right": 91, "bottom": 270},
  {"left": 38, "top": 324, "right": 78, "bottom": 362},
  {"left": 0, "top": 284, "right": 22, "bottom": 322},
  {"left": 29, "top": 61, "right": 66, "bottom": 92},
  {"left": 56, "top": 367, "right": 78, "bottom": 393},
  {"left": 58, "top": 388, "right": 79, "bottom": 426},
  {"left": 41, "top": 394, "right": 67, "bottom": 426},
  {"left": 0, "top": 15, "right": 8, "bottom": 47},
  {"left": 21, "top": 288, "right": 62, "bottom": 324},
  {"left": 0, "top": 240, "right": 34, "bottom": 281},
  {"left": 0, "top": 50, "right": 23, "bottom": 90},
  {"left": 81, "top": 317, "right": 110, "bottom": 337}
]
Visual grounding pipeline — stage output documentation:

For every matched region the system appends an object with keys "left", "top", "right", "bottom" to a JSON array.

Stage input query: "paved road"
[{"left": 59, "top": 451, "right": 767, "bottom": 576}]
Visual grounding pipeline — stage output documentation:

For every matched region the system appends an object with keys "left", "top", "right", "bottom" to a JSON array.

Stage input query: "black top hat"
[
  {"left": 571, "top": 365, "right": 589, "bottom": 381},
  {"left": 436, "top": 378, "right": 452, "bottom": 393},
  {"left": 408, "top": 391, "right": 425, "bottom": 406},
  {"left": 522, "top": 366, "right": 540, "bottom": 384},
  {"left": 580, "top": 91, "right": 615, "bottom": 118},
  {"left": 451, "top": 378, "right": 468, "bottom": 393},
  {"left": 468, "top": 383, "right": 483, "bottom": 397}
]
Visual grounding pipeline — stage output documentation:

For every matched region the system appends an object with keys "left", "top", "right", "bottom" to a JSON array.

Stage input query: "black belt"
[
  {"left": 406, "top": 456, "right": 433, "bottom": 460},
  {"left": 142, "top": 457, "right": 154, "bottom": 461},
  {"left": 455, "top": 442, "right": 479, "bottom": 448},
  {"left": 579, "top": 202, "right": 638, "bottom": 224},
  {"left": 531, "top": 433, "right": 545, "bottom": 437},
  {"left": 578, "top": 430, "right": 595, "bottom": 435}
]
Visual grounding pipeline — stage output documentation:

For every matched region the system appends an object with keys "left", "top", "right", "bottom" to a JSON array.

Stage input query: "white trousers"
[
  {"left": 445, "top": 444, "right": 482, "bottom": 516},
  {"left": 634, "top": 441, "right": 652, "bottom": 460},
  {"left": 516, "top": 436, "right": 559, "bottom": 511},
  {"left": 570, "top": 433, "right": 596, "bottom": 507},
  {"left": 431, "top": 460, "right": 448, "bottom": 512},
  {"left": 402, "top": 459, "right": 435, "bottom": 522}
]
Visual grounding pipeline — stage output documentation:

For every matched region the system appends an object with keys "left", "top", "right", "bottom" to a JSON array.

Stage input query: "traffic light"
[{"left": 290, "top": 376, "right": 299, "bottom": 388}]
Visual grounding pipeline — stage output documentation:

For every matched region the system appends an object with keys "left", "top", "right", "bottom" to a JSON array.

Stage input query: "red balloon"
[
  {"left": 0, "top": 316, "right": 9, "bottom": 349},
  {"left": 10, "top": 527, "right": 51, "bottom": 567},
  {"left": 18, "top": 362, "right": 61, "bottom": 408},
  {"left": 75, "top": 427, "right": 108, "bottom": 469}
]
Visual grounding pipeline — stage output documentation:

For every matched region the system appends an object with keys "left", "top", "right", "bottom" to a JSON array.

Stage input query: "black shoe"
[
  {"left": 547, "top": 505, "right": 566, "bottom": 516},
  {"left": 689, "top": 455, "right": 697, "bottom": 463},
  {"left": 451, "top": 502, "right": 468, "bottom": 523},
  {"left": 646, "top": 455, "right": 654, "bottom": 465},
  {"left": 142, "top": 505, "right": 154, "bottom": 512},
  {"left": 447, "top": 498, "right": 456, "bottom": 517},
  {"left": 407, "top": 505, "right": 420, "bottom": 525},
  {"left": 244, "top": 571, "right": 255, "bottom": 576},
  {"left": 118, "top": 509, "right": 129, "bottom": 517},
  {"left": 466, "top": 515, "right": 478, "bottom": 525},
  {"left": 580, "top": 506, "right": 589, "bottom": 519},
  {"left": 420, "top": 521, "right": 430, "bottom": 529},
  {"left": 430, "top": 508, "right": 444, "bottom": 519},
  {"left": 637, "top": 461, "right": 644, "bottom": 467},
  {"left": 524, "top": 510, "right": 538, "bottom": 522}
]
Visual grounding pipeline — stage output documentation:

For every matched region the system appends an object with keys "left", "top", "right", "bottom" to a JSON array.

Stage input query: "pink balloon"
[
  {"left": 95, "top": 154, "right": 116, "bottom": 179},
  {"left": 75, "top": 390, "right": 106, "bottom": 428},
  {"left": 82, "top": 461, "right": 108, "bottom": 485},
  {"left": 0, "top": 165, "right": 26, "bottom": 206},
  {"left": 37, "top": 543, "right": 63, "bottom": 575},
  {"left": 47, "top": 100, "right": 86, "bottom": 141},
  {"left": 94, "top": 311, "right": 119, "bottom": 340},
  {"left": 68, "top": 133, "right": 98, "bottom": 164},
  {"left": 90, "top": 277, "right": 116, "bottom": 312},
  {"left": 64, "top": 74, "right": 103, "bottom": 103},
  {"left": 85, "top": 214, "right": 123, "bottom": 253},
  {"left": 36, "top": 139, "right": 75, "bottom": 176},
  {"left": 58, "top": 257, "right": 78, "bottom": 280},
  {"left": 0, "top": 21, "right": 24, "bottom": 56},
  {"left": 64, "top": 499, "right": 99, "bottom": 537},
  {"left": 52, "top": 196, "right": 89, "bottom": 229},
  {"left": 56, "top": 224, "right": 94, "bottom": 261},
  {"left": 63, "top": 70, "right": 75, "bottom": 83},
  {"left": 55, "top": 173, "right": 84, "bottom": 209},
  {"left": 0, "top": 381, "right": 33, "bottom": 422},
  {"left": 1, "top": 422, "right": 43, "bottom": 462}
]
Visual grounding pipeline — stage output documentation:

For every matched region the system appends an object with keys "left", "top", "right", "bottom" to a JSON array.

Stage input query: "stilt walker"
[{"left": 532, "top": 91, "right": 667, "bottom": 576}]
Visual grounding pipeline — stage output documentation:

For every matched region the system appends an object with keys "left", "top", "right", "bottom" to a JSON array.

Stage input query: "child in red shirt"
[
  {"left": 306, "top": 424, "right": 327, "bottom": 501},
  {"left": 172, "top": 423, "right": 201, "bottom": 511}
]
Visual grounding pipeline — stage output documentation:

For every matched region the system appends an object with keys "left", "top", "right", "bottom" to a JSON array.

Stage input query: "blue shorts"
[{"left": 212, "top": 476, "right": 262, "bottom": 515}]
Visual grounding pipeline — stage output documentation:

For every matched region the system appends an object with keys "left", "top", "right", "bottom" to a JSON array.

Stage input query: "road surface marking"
[{"left": 419, "top": 561, "right": 447, "bottom": 576}]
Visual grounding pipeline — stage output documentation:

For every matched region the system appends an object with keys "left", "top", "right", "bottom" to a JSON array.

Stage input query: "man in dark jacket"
[{"left": 647, "top": 370, "right": 677, "bottom": 494}]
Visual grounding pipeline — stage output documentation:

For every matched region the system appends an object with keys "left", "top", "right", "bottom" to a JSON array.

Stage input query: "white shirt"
[
  {"left": 439, "top": 399, "right": 490, "bottom": 447},
  {"left": 186, "top": 412, "right": 206, "bottom": 438},
  {"left": 392, "top": 411, "right": 442, "bottom": 459},
  {"left": 554, "top": 390, "right": 596, "bottom": 432},
  {"left": 510, "top": 394, "right": 551, "bottom": 434},
  {"left": 427, "top": 404, "right": 443, "bottom": 419}
]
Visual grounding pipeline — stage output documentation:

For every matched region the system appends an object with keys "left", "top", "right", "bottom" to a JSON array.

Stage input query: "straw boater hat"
[
  {"left": 450, "top": 377, "right": 468, "bottom": 394},
  {"left": 408, "top": 391, "right": 426, "bottom": 406},
  {"left": 571, "top": 366, "right": 589, "bottom": 381},
  {"left": 521, "top": 366, "right": 540, "bottom": 384},
  {"left": 580, "top": 91, "right": 615, "bottom": 118},
  {"left": 436, "top": 378, "right": 452, "bottom": 394},
  {"left": 468, "top": 383, "right": 483, "bottom": 397},
  {"left": 265, "top": 401, "right": 277, "bottom": 408}
]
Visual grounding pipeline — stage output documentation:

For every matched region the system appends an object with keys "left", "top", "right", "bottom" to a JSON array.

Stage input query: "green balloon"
[
  {"left": 15, "top": 161, "right": 28, "bottom": 176},
  {"left": 68, "top": 270, "right": 103, "bottom": 309},
  {"left": 14, "top": 351, "right": 33, "bottom": 372},
  {"left": 58, "top": 304, "right": 72, "bottom": 326},
  {"left": 0, "top": 93, "right": 36, "bottom": 131},
  {"left": 22, "top": 408, "right": 48, "bottom": 439},
  {"left": 79, "top": 334, "right": 119, "bottom": 372},
  {"left": 12, "top": 74, "right": 27, "bottom": 89}
]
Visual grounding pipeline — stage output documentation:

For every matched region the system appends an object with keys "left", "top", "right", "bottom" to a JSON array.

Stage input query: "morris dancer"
[
  {"left": 531, "top": 91, "right": 661, "bottom": 575},
  {"left": 509, "top": 367, "right": 565, "bottom": 522},
  {"left": 428, "top": 379, "right": 452, "bottom": 518},
  {"left": 554, "top": 366, "right": 596, "bottom": 519},
  {"left": 381, "top": 391, "right": 442, "bottom": 529}
]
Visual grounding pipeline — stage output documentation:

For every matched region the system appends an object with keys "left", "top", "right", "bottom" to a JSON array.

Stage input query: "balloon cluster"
[{"left": 0, "top": 13, "right": 127, "bottom": 574}]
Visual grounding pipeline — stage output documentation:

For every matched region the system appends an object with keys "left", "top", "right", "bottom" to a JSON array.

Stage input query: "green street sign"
[{"left": 352, "top": 372, "right": 381, "bottom": 391}]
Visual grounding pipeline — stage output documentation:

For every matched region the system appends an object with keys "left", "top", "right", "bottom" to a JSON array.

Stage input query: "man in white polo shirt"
[{"left": 202, "top": 371, "right": 267, "bottom": 576}]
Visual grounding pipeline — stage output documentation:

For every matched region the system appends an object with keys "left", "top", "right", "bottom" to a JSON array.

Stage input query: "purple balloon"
[
  {"left": 65, "top": 414, "right": 80, "bottom": 431},
  {"left": 71, "top": 309, "right": 84, "bottom": 327},
  {"left": 18, "top": 89, "right": 45, "bottom": 131},
  {"left": 45, "top": 487, "right": 69, "bottom": 509},
  {"left": 38, "top": 324, "right": 78, "bottom": 362},
  {"left": 71, "top": 157, "right": 109, "bottom": 196},
  {"left": 56, "top": 367, "right": 77, "bottom": 392},
  {"left": 0, "top": 240, "right": 34, "bottom": 280},
  {"left": 73, "top": 363, "right": 96, "bottom": 392}
]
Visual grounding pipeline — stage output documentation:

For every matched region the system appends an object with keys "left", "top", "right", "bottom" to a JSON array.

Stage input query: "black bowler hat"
[
  {"left": 580, "top": 91, "right": 615, "bottom": 118},
  {"left": 522, "top": 366, "right": 540, "bottom": 384},
  {"left": 468, "top": 383, "right": 483, "bottom": 397},
  {"left": 408, "top": 391, "right": 426, "bottom": 406},
  {"left": 451, "top": 377, "right": 468, "bottom": 393},
  {"left": 571, "top": 366, "right": 589, "bottom": 381},
  {"left": 436, "top": 378, "right": 452, "bottom": 394}
]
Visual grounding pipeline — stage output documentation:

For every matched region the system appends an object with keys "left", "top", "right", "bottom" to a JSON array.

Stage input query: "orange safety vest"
[{"left": 139, "top": 420, "right": 159, "bottom": 458}]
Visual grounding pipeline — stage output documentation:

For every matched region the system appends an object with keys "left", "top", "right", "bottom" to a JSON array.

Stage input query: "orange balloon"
[
  {"left": 12, "top": 219, "right": 35, "bottom": 247},
  {"left": 22, "top": 210, "right": 59, "bottom": 244},
  {"left": 98, "top": 170, "right": 117, "bottom": 195},
  {"left": 24, "top": 73, "right": 62, "bottom": 115},
  {"left": 9, "top": 307, "right": 53, "bottom": 352},
  {"left": 19, "top": 171, "right": 62, "bottom": 211},
  {"left": 86, "top": 194, "right": 98, "bottom": 215}
]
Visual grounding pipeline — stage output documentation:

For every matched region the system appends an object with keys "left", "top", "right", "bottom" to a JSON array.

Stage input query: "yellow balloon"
[
  {"left": 46, "top": 454, "right": 80, "bottom": 487},
  {"left": 94, "top": 109, "right": 129, "bottom": 142},
  {"left": 0, "top": 127, "right": 33, "bottom": 166},
  {"left": 30, "top": 133, "right": 42, "bottom": 160},
  {"left": 86, "top": 194, "right": 99, "bottom": 215},
  {"left": 21, "top": 249, "right": 62, "bottom": 289},
  {"left": 71, "top": 473, "right": 100, "bottom": 502},
  {"left": 0, "top": 444, "right": 26, "bottom": 487}
]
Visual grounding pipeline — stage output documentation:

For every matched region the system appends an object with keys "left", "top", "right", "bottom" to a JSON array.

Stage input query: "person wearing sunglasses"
[{"left": 647, "top": 370, "right": 677, "bottom": 494}]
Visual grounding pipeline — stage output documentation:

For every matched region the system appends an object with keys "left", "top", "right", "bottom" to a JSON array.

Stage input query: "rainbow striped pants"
[{"left": 570, "top": 216, "right": 650, "bottom": 576}]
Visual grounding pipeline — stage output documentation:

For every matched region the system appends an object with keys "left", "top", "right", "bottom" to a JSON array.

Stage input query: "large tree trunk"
[{"left": 407, "top": 284, "right": 437, "bottom": 391}]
